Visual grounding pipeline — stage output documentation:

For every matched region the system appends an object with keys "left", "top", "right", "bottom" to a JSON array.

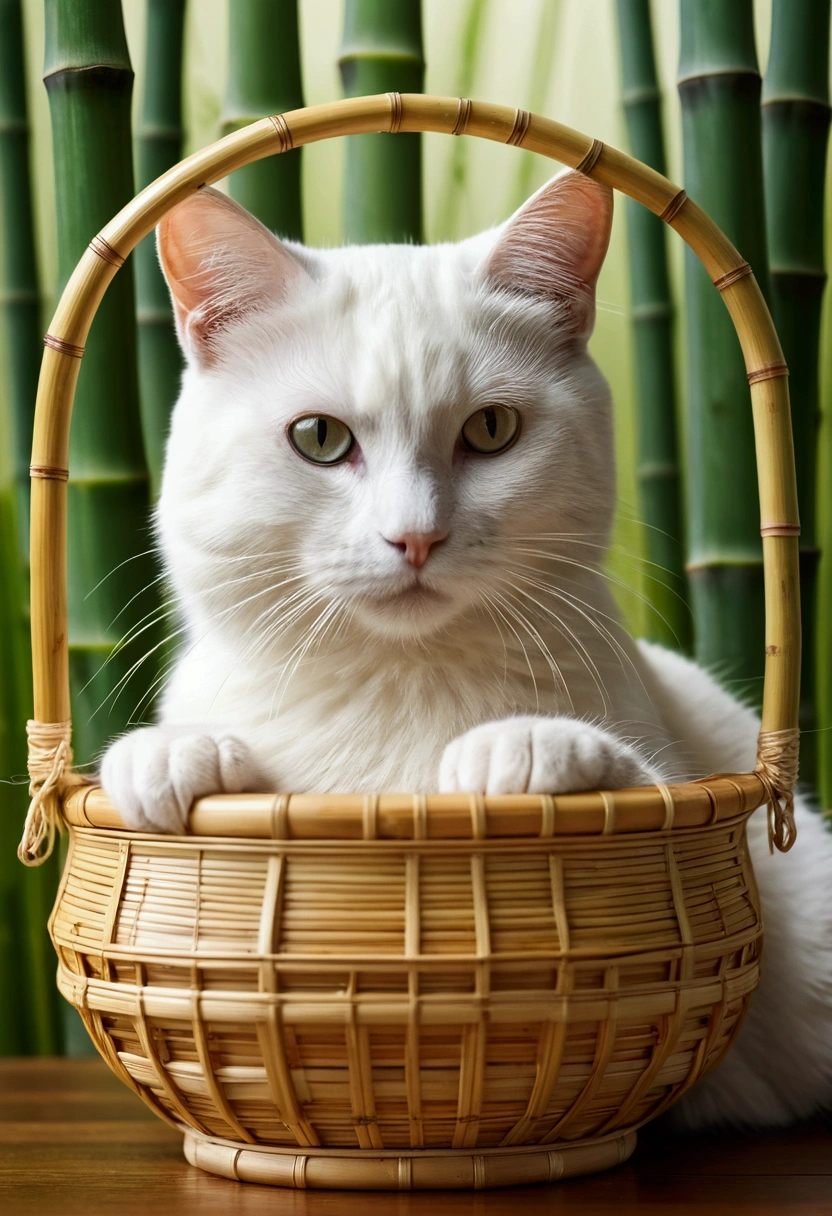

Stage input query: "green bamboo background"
[{"left": 1, "top": 0, "right": 831, "bottom": 1053}]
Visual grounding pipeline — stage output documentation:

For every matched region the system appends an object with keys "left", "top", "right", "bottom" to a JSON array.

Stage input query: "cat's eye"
[
  {"left": 289, "top": 414, "right": 355, "bottom": 465},
  {"left": 461, "top": 404, "right": 520, "bottom": 454}
]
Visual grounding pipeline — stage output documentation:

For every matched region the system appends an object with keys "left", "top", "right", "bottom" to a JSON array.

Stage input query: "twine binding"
[
  {"left": 89, "top": 235, "right": 125, "bottom": 268},
  {"left": 19, "top": 719, "right": 72, "bottom": 866},
  {"left": 452, "top": 97, "right": 472, "bottom": 136},
  {"left": 659, "top": 189, "right": 687, "bottom": 224},
  {"left": 29, "top": 464, "right": 69, "bottom": 482},
  {"left": 747, "top": 362, "right": 789, "bottom": 386},
  {"left": 713, "top": 262, "right": 752, "bottom": 292},
  {"left": 268, "top": 113, "right": 293, "bottom": 153},
  {"left": 575, "top": 138, "right": 604, "bottom": 176},
  {"left": 43, "top": 333, "right": 84, "bottom": 359},
  {"left": 506, "top": 109, "right": 531, "bottom": 147},
  {"left": 387, "top": 92, "right": 403, "bottom": 134},
  {"left": 754, "top": 727, "right": 799, "bottom": 853}
]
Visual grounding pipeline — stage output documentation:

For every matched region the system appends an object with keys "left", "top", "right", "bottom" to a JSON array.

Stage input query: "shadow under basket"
[{"left": 25, "top": 94, "right": 799, "bottom": 1191}]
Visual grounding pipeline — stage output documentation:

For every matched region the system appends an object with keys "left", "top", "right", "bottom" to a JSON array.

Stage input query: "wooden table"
[{"left": 1, "top": 1058, "right": 830, "bottom": 1215}]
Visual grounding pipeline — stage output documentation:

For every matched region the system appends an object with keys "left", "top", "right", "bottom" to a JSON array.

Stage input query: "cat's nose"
[{"left": 384, "top": 530, "right": 449, "bottom": 568}]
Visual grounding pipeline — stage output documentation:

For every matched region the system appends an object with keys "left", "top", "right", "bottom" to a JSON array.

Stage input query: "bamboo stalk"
[
  {"left": 135, "top": 0, "right": 186, "bottom": 497},
  {"left": 616, "top": 0, "right": 690, "bottom": 652},
  {"left": 44, "top": 0, "right": 161, "bottom": 768},
  {"left": 0, "top": 455, "right": 27, "bottom": 1053},
  {"left": 678, "top": 1, "right": 770, "bottom": 706},
  {"left": 762, "top": 0, "right": 830, "bottom": 789},
  {"left": 0, "top": 0, "right": 61, "bottom": 1055},
  {"left": 0, "top": 0, "right": 39, "bottom": 577},
  {"left": 338, "top": 2, "right": 424, "bottom": 243},
  {"left": 221, "top": 0, "right": 304, "bottom": 237}
]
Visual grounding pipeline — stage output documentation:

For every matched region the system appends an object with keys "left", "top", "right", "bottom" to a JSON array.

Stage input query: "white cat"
[{"left": 100, "top": 172, "right": 832, "bottom": 1131}]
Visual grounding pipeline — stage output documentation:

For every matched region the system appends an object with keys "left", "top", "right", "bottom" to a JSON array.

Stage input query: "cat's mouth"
[{"left": 369, "top": 581, "right": 449, "bottom": 608}]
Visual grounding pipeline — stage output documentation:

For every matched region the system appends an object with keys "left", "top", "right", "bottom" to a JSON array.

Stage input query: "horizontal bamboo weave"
[
  {"left": 51, "top": 807, "right": 761, "bottom": 1179},
  {"left": 28, "top": 94, "right": 799, "bottom": 1187}
]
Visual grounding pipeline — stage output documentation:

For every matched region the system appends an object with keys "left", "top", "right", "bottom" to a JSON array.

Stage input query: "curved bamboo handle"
[{"left": 23, "top": 94, "right": 800, "bottom": 862}]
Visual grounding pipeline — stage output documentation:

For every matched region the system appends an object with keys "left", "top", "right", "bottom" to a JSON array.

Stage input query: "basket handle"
[{"left": 21, "top": 94, "right": 800, "bottom": 863}]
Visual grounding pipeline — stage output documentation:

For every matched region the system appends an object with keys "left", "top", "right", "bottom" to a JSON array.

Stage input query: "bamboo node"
[
  {"left": 268, "top": 114, "right": 294, "bottom": 154},
  {"left": 29, "top": 464, "right": 69, "bottom": 482},
  {"left": 452, "top": 97, "right": 472, "bottom": 136},
  {"left": 18, "top": 720, "right": 73, "bottom": 866},
  {"left": 387, "top": 92, "right": 403, "bottom": 134},
  {"left": 747, "top": 362, "right": 789, "bottom": 386},
  {"left": 575, "top": 138, "right": 604, "bottom": 176},
  {"left": 760, "top": 522, "right": 800, "bottom": 537},
  {"left": 506, "top": 109, "right": 531, "bottom": 147},
  {"left": 713, "top": 262, "right": 752, "bottom": 292},
  {"left": 89, "top": 235, "right": 125, "bottom": 268},
  {"left": 43, "top": 333, "right": 84, "bottom": 358},
  {"left": 659, "top": 189, "right": 687, "bottom": 224},
  {"left": 754, "top": 728, "right": 799, "bottom": 853}
]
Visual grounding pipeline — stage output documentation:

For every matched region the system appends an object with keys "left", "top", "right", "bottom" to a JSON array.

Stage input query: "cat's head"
[{"left": 156, "top": 171, "right": 615, "bottom": 651}]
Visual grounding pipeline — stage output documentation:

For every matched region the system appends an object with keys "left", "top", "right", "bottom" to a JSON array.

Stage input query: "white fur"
[{"left": 100, "top": 176, "right": 832, "bottom": 1132}]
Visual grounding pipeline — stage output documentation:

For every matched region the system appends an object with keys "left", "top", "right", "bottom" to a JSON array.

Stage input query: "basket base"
[{"left": 183, "top": 1127, "right": 637, "bottom": 1191}]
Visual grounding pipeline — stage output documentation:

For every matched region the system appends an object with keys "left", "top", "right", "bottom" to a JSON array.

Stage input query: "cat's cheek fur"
[
  {"left": 100, "top": 727, "right": 262, "bottom": 833},
  {"left": 439, "top": 716, "right": 659, "bottom": 795}
]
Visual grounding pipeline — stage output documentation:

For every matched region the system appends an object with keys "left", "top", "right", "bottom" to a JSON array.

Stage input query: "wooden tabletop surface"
[{"left": 1, "top": 1058, "right": 830, "bottom": 1215}]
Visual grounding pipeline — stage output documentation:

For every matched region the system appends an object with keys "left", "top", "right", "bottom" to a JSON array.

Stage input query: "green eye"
[
  {"left": 461, "top": 405, "right": 520, "bottom": 454},
  {"left": 289, "top": 415, "right": 355, "bottom": 465}
]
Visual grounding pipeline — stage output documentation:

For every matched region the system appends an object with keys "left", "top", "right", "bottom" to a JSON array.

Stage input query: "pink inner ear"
[
  {"left": 157, "top": 187, "right": 307, "bottom": 365},
  {"left": 482, "top": 172, "right": 613, "bottom": 333}
]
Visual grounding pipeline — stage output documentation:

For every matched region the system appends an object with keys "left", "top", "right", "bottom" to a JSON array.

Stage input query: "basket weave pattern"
[{"left": 52, "top": 800, "right": 761, "bottom": 1158}]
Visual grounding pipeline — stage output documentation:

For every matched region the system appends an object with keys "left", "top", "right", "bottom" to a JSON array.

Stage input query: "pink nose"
[{"left": 385, "top": 530, "right": 449, "bottom": 568}]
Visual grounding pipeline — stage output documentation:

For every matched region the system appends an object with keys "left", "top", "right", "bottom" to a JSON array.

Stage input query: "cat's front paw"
[
  {"left": 100, "top": 726, "right": 261, "bottom": 833},
  {"left": 439, "top": 716, "right": 657, "bottom": 795}
]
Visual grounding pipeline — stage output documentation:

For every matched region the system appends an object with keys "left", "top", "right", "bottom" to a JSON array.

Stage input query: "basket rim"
[{"left": 61, "top": 770, "right": 766, "bottom": 841}]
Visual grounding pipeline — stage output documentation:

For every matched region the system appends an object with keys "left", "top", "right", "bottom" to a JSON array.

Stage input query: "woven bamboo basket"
[{"left": 21, "top": 95, "right": 800, "bottom": 1192}]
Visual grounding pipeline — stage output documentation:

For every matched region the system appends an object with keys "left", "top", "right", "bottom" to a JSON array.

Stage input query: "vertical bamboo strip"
[
  {"left": 616, "top": 0, "right": 690, "bottom": 652},
  {"left": 338, "top": 1, "right": 424, "bottom": 243},
  {"left": 762, "top": 0, "right": 830, "bottom": 788},
  {"left": 678, "top": 0, "right": 770, "bottom": 706},
  {"left": 44, "top": 1, "right": 161, "bottom": 769},
  {"left": 135, "top": 0, "right": 186, "bottom": 497},
  {"left": 221, "top": 0, "right": 304, "bottom": 237}
]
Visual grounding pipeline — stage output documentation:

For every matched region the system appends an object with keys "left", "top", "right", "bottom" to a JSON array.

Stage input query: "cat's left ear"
[
  {"left": 478, "top": 170, "right": 613, "bottom": 338},
  {"left": 157, "top": 186, "right": 311, "bottom": 368}
]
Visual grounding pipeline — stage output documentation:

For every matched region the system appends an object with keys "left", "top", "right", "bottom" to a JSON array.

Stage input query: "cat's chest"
[
  {"left": 251, "top": 660, "right": 526, "bottom": 792},
  {"left": 162, "top": 616, "right": 661, "bottom": 792}
]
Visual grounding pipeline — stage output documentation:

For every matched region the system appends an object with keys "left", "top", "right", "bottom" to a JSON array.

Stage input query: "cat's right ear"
[{"left": 157, "top": 186, "right": 309, "bottom": 367}]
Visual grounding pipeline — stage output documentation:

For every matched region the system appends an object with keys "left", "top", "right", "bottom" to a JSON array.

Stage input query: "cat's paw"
[
  {"left": 100, "top": 726, "right": 261, "bottom": 833},
  {"left": 439, "top": 716, "right": 657, "bottom": 795}
]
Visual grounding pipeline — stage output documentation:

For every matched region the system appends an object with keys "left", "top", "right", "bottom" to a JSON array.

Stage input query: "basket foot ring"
[{"left": 183, "top": 1127, "right": 637, "bottom": 1190}]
